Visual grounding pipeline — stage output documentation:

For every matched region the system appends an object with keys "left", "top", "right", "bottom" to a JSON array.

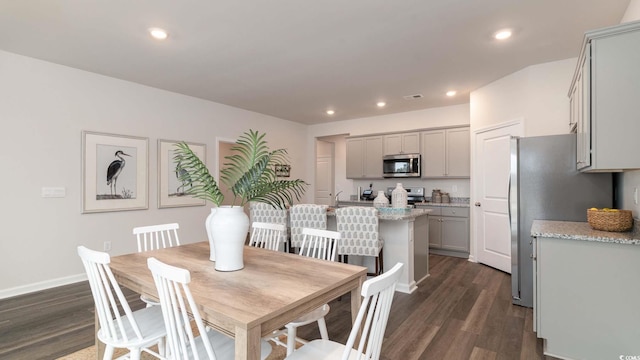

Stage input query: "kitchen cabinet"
[
  {"left": 569, "top": 21, "right": 640, "bottom": 171},
  {"left": 533, "top": 232, "right": 640, "bottom": 360},
  {"left": 346, "top": 136, "right": 383, "bottom": 178},
  {"left": 383, "top": 132, "right": 420, "bottom": 155},
  {"left": 421, "top": 126, "right": 470, "bottom": 178},
  {"left": 419, "top": 206, "right": 469, "bottom": 257}
]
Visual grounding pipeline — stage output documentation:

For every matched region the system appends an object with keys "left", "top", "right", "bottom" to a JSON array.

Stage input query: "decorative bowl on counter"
[{"left": 587, "top": 208, "right": 633, "bottom": 232}]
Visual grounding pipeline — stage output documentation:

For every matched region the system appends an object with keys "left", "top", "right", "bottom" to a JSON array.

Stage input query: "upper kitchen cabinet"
[
  {"left": 346, "top": 135, "right": 383, "bottom": 178},
  {"left": 570, "top": 20, "right": 640, "bottom": 172},
  {"left": 421, "top": 126, "right": 470, "bottom": 178},
  {"left": 383, "top": 132, "right": 420, "bottom": 155}
]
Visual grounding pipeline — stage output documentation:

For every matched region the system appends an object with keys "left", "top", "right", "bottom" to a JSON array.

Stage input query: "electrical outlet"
[
  {"left": 104, "top": 241, "right": 111, "bottom": 251},
  {"left": 452, "top": 185, "right": 458, "bottom": 193},
  {"left": 635, "top": 187, "right": 638, "bottom": 205}
]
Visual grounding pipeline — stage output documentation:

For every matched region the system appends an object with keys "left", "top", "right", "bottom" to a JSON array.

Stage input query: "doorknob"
[{"left": 475, "top": 202, "right": 481, "bottom": 207}]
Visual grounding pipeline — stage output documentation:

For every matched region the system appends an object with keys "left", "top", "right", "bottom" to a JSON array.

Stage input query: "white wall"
[
  {"left": 617, "top": 0, "right": 640, "bottom": 216},
  {"left": 0, "top": 50, "right": 308, "bottom": 298},
  {"left": 307, "top": 104, "right": 471, "bottom": 199},
  {"left": 470, "top": 58, "right": 575, "bottom": 136}
]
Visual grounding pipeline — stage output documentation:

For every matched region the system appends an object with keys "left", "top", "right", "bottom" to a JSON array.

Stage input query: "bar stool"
[{"left": 335, "top": 206, "right": 384, "bottom": 276}]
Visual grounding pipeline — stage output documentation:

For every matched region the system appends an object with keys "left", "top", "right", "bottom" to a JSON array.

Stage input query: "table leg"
[
  {"left": 350, "top": 275, "right": 364, "bottom": 346},
  {"left": 235, "top": 325, "right": 261, "bottom": 360}
]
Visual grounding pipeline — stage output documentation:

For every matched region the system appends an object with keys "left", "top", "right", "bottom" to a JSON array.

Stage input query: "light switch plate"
[{"left": 42, "top": 187, "right": 66, "bottom": 198}]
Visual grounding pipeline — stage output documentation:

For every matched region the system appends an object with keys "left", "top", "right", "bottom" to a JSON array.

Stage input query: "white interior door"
[
  {"left": 315, "top": 140, "right": 334, "bottom": 206},
  {"left": 473, "top": 121, "right": 523, "bottom": 273}
]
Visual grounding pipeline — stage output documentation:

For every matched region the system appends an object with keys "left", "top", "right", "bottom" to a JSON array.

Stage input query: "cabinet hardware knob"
[{"left": 474, "top": 202, "right": 481, "bottom": 207}]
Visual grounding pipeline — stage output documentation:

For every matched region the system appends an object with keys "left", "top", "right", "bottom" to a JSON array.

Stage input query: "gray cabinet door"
[
  {"left": 441, "top": 217, "right": 469, "bottom": 252},
  {"left": 346, "top": 138, "right": 364, "bottom": 178}
]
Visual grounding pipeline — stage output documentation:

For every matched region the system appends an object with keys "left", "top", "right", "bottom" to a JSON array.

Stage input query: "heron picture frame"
[
  {"left": 158, "top": 139, "right": 206, "bottom": 208},
  {"left": 82, "top": 131, "right": 148, "bottom": 213}
]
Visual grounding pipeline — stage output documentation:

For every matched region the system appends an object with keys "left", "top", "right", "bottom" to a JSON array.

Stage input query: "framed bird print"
[
  {"left": 82, "top": 131, "right": 148, "bottom": 213},
  {"left": 157, "top": 139, "right": 206, "bottom": 208}
]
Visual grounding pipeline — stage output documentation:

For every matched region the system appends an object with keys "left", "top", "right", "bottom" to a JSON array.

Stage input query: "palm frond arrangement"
[{"left": 173, "top": 129, "right": 307, "bottom": 209}]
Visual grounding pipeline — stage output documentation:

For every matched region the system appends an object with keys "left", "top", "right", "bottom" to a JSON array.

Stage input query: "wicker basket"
[{"left": 587, "top": 209, "right": 633, "bottom": 232}]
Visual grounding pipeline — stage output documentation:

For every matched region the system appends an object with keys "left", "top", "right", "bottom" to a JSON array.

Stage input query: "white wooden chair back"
[
  {"left": 299, "top": 228, "right": 340, "bottom": 261},
  {"left": 248, "top": 222, "right": 286, "bottom": 251},
  {"left": 147, "top": 257, "right": 217, "bottom": 360},
  {"left": 342, "top": 262, "right": 404, "bottom": 360},
  {"left": 133, "top": 223, "right": 181, "bottom": 252},
  {"left": 77, "top": 246, "right": 144, "bottom": 344},
  {"left": 289, "top": 204, "right": 328, "bottom": 248}
]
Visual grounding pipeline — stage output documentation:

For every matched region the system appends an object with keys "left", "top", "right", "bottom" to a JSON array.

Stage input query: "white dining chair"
[
  {"left": 147, "top": 257, "right": 272, "bottom": 360},
  {"left": 133, "top": 222, "right": 181, "bottom": 307},
  {"left": 133, "top": 222, "right": 181, "bottom": 252},
  {"left": 289, "top": 204, "right": 328, "bottom": 251},
  {"left": 77, "top": 246, "right": 166, "bottom": 360},
  {"left": 249, "top": 201, "right": 290, "bottom": 251},
  {"left": 248, "top": 222, "right": 287, "bottom": 251},
  {"left": 284, "top": 262, "right": 404, "bottom": 360},
  {"left": 335, "top": 206, "right": 384, "bottom": 276},
  {"left": 272, "top": 228, "right": 341, "bottom": 355}
]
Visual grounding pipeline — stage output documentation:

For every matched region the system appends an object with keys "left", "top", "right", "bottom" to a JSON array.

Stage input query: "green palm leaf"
[{"left": 174, "top": 129, "right": 307, "bottom": 208}]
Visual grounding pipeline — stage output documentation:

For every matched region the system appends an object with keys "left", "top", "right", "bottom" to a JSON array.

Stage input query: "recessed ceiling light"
[
  {"left": 494, "top": 29, "right": 512, "bottom": 40},
  {"left": 149, "top": 28, "right": 169, "bottom": 40},
  {"left": 446, "top": 90, "right": 457, "bottom": 97},
  {"left": 377, "top": 101, "right": 386, "bottom": 108},
  {"left": 326, "top": 110, "right": 335, "bottom": 115}
]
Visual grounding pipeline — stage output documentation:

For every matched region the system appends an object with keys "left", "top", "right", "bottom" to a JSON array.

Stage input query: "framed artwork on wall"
[
  {"left": 275, "top": 164, "right": 291, "bottom": 177},
  {"left": 82, "top": 131, "right": 148, "bottom": 213},
  {"left": 158, "top": 139, "right": 207, "bottom": 208}
]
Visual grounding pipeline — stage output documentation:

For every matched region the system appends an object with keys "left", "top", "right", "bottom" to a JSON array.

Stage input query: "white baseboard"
[{"left": 0, "top": 273, "right": 87, "bottom": 300}]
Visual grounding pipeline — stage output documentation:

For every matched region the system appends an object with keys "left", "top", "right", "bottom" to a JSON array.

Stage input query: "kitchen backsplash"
[{"left": 350, "top": 178, "right": 470, "bottom": 198}]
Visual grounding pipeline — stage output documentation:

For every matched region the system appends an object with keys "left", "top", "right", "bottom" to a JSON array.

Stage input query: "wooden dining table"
[{"left": 107, "top": 241, "right": 367, "bottom": 360}]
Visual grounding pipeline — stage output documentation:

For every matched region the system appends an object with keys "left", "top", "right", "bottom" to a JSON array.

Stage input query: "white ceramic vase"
[
  {"left": 205, "top": 208, "right": 217, "bottom": 261},
  {"left": 205, "top": 205, "right": 250, "bottom": 271},
  {"left": 392, "top": 183, "right": 408, "bottom": 208},
  {"left": 373, "top": 190, "right": 389, "bottom": 208}
]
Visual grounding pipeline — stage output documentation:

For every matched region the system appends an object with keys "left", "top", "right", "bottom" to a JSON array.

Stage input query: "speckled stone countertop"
[
  {"left": 531, "top": 220, "right": 640, "bottom": 245},
  {"left": 414, "top": 202, "right": 470, "bottom": 208},
  {"left": 327, "top": 208, "right": 431, "bottom": 221},
  {"left": 338, "top": 198, "right": 470, "bottom": 208}
]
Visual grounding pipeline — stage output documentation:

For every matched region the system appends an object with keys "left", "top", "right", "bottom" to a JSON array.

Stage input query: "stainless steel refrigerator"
[{"left": 509, "top": 134, "right": 613, "bottom": 308}]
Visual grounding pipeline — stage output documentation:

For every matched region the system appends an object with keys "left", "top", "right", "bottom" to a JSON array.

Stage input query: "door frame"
[{"left": 470, "top": 118, "right": 524, "bottom": 264}]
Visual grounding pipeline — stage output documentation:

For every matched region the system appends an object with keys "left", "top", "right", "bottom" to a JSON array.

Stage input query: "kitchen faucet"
[{"left": 334, "top": 191, "right": 343, "bottom": 205}]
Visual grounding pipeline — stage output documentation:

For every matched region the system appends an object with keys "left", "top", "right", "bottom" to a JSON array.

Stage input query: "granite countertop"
[
  {"left": 327, "top": 208, "right": 431, "bottom": 221},
  {"left": 531, "top": 220, "right": 640, "bottom": 245},
  {"left": 338, "top": 198, "right": 470, "bottom": 208},
  {"left": 413, "top": 202, "right": 470, "bottom": 208}
]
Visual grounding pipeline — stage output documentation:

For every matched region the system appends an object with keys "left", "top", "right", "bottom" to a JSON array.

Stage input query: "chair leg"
[
  {"left": 286, "top": 325, "right": 297, "bottom": 356},
  {"left": 317, "top": 317, "right": 329, "bottom": 340},
  {"left": 378, "top": 247, "right": 384, "bottom": 275},
  {"left": 102, "top": 345, "right": 114, "bottom": 360}
]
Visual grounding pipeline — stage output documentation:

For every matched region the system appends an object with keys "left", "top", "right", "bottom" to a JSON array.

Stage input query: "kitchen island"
[
  {"left": 531, "top": 220, "right": 640, "bottom": 360},
  {"left": 327, "top": 208, "right": 431, "bottom": 294}
]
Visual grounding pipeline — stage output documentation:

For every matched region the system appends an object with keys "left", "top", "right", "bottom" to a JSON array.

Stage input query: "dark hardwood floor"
[{"left": 0, "top": 255, "right": 555, "bottom": 360}]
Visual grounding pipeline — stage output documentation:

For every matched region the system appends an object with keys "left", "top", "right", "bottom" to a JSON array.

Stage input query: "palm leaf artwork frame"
[{"left": 173, "top": 129, "right": 307, "bottom": 209}]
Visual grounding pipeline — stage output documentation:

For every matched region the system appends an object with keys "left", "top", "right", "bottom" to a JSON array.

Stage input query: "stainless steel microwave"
[{"left": 382, "top": 153, "right": 421, "bottom": 178}]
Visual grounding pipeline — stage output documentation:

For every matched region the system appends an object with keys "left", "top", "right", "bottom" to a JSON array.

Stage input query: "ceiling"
[{"left": 0, "top": 1, "right": 630, "bottom": 125}]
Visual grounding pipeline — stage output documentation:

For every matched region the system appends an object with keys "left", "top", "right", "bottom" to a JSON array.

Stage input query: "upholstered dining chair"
[
  {"left": 77, "top": 246, "right": 166, "bottom": 360},
  {"left": 335, "top": 206, "right": 384, "bottom": 276},
  {"left": 147, "top": 257, "right": 272, "bottom": 360},
  {"left": 133, "top": 222, "right": 181, "bottom": 306},
  {"left": 284, "top": 263, "right": 404, "bottom": 360},
  {"left": 272, "top": 228, "right": 341, "bottom": 355},
  {"left": 289, "top": 204, "right": 328, "bottom": 251},
  {"left": 249, "top": 201, "right": 290, "bottom": 251},
  {"left": 248, "top": 222, "right": 287, "bottom": 251}
]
